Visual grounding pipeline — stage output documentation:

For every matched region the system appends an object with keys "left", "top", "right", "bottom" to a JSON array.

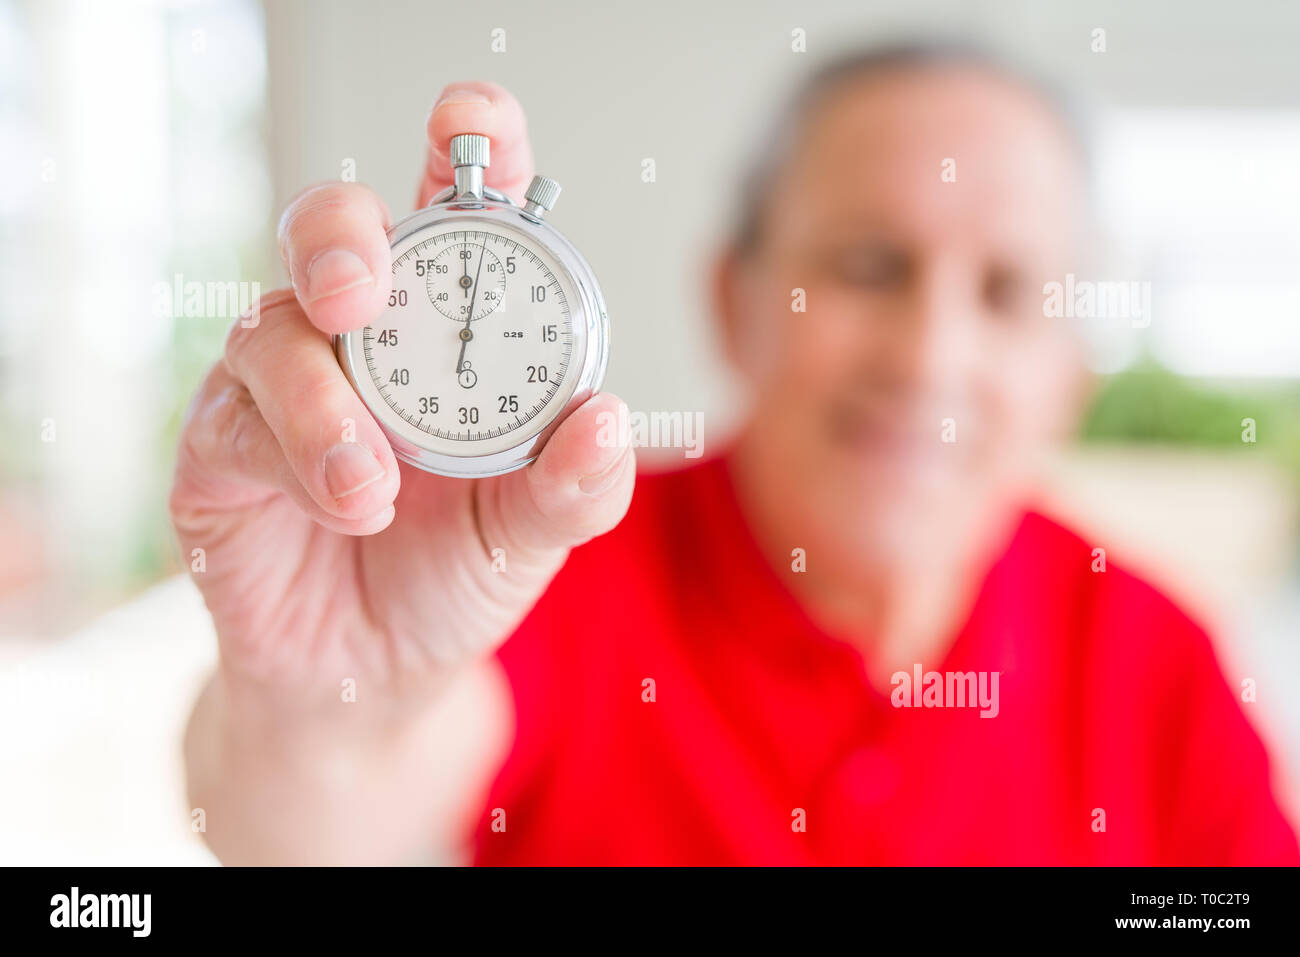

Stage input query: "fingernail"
[
  {"left": 305, "top": 249, "right": 373, "bottom": 303},
  {"left": 325, "top": 443, "right": 386, "bottom": 500},
  {"left": 579, "top": 449, "right": 630, "bottom": 496},
  {"left": 436, "top": 86, "right": 492, "bottom": 107}
]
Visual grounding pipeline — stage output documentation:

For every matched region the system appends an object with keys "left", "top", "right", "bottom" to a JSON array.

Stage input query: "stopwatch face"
[{"left": 338, "top": 211, "right": 603, "bottom": 477}]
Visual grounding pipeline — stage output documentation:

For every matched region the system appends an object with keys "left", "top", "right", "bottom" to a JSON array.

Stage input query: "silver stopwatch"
[{"left": 335, "top": 133, "right": 609, "bottom": 478}]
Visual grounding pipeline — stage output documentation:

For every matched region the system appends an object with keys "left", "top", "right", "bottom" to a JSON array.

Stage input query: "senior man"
[{"left": 173, "top": 47, "right": 1298, "bottom": 865}]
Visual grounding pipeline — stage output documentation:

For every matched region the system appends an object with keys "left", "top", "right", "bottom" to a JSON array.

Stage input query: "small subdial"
[{"left": 427, "top": 242, "right": 506, "bottom": 322}]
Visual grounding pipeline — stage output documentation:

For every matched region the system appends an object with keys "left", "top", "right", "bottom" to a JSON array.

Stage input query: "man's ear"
[
  {"left": 1065, "top": 353, "right": 1098, "bottom": 439},
  {"left": 1046, "top": 326, "right": 1096, "bottom": 444},
  {"left": 710, "top": 245, "right": 749, "bottom": 374}
]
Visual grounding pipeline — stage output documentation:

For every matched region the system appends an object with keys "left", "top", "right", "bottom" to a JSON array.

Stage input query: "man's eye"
[{"left": 983, "top": 267, "right": 1030, "bottom": 316}]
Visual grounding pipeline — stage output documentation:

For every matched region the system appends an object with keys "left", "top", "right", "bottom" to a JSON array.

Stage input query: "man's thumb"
[{"left": 480, "top": 392, "right": 635, "bottom": 560}]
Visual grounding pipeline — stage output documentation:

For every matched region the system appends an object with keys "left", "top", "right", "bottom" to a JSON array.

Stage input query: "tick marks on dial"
[{"left": 370, "top": 228, "right": 576, "bottom": 443}]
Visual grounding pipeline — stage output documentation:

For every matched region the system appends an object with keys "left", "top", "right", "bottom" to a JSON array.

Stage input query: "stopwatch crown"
[
  {"left": 524, "top": 176, "right": 562, "bottom": 217},
  {"left": 450, "top": 134, "right": 490, "bottom": 169}
]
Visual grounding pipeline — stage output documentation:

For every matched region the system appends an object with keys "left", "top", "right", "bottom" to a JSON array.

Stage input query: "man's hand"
[{"left": 172, "top": 82, "right": 635, "bottom": 863}]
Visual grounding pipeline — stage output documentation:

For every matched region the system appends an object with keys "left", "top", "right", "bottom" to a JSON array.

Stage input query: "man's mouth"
[{"left": 826, "top": 404, "right": 964, "bottom": 482}]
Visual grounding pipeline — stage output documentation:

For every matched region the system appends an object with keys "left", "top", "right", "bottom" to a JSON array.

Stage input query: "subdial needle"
[{"left": 455, "top": 242, "right": 488, "bottom": 375}]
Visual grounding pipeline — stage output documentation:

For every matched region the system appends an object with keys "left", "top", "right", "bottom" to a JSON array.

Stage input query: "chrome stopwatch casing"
[{"left": 335, "top": 134, "right": 609, "bottom": 479}]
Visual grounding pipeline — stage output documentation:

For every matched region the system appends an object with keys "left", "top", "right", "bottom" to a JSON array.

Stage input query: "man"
[{"left": 173, "top": 47, "right": 1298, "bottom": 865}]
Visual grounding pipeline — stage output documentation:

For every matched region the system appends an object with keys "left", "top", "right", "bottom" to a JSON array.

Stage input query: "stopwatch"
[{"left": 335, "top": 133, "right": 609, "bottom": 478}]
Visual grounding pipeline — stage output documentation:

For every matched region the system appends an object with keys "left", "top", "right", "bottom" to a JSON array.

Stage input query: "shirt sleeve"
[{"left": 1158, "top": 621, "right": 1300, "bottom": 865}]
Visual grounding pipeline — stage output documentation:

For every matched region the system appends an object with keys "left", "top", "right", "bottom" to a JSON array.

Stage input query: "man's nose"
[{"left": 877, "top": 263, "right": 979, "bottom": 398}]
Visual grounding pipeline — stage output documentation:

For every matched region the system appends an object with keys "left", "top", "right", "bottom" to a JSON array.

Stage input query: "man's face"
[{"left": 724, "top": 66, "right": 1086, "bottom": 568}]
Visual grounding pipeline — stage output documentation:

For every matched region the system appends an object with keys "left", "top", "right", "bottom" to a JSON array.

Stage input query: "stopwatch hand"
[
  {"left": 455, "top": 244, "right": 488, "bottom": 373},
  {"left": 455, "top": 324, "right": 470, "bottom": 373},
  {"left": 466, "top": 241, "right": 487, "bottom": 316}
]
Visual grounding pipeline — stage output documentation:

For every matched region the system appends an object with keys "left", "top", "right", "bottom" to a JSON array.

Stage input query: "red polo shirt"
[{"left": 473, "top": 455, "right": 1299, "bottom": 865}]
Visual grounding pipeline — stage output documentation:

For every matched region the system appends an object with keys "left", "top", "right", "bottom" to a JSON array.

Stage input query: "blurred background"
[{"left": 0, "top": 0, "right": 1297, "bottom": 863}]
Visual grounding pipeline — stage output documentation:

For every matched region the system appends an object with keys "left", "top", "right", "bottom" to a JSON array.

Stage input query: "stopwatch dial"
[
  {"left": 365, "top": 227, "right": 574, "bottom": 445},
  {"left": 426, "top": 242, "right": 505, "bottom": 322}
]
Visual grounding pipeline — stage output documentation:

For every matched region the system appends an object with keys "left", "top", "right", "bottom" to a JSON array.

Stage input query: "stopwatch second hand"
[
  {"left": 455, "top": 324, "right": 470, "bottom": 375},
  {"left": 456, "top": 242, "right": 488, "bottom": 375}
]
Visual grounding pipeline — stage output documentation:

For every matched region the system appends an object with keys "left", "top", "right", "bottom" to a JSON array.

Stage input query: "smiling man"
[{"left": 174, "top": 45, "right": 1299, "bottom": 865}]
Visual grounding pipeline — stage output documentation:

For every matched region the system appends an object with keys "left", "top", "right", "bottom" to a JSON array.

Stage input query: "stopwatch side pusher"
[{"left": 334, "top": 137, "right": 609, "bottom": 479}]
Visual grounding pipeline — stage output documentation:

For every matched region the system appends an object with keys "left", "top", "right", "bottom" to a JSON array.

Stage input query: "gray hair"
[{"left": 730, "top": 39, "right": 1094, "bottom": 257}]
